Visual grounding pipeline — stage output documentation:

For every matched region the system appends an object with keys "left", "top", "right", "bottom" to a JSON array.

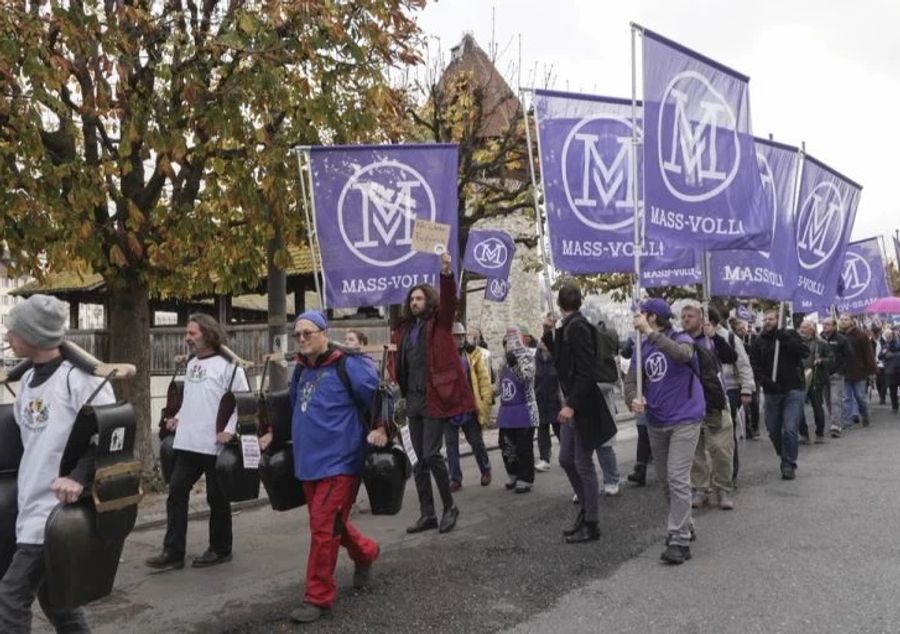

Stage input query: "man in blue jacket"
[{"left": 261, "top": 311, "right": 386, "bottom": 624}]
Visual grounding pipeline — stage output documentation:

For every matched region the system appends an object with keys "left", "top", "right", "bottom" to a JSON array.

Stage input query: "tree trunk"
[{"left": 107, "top": 279, "right": 154, "bottom": 476}]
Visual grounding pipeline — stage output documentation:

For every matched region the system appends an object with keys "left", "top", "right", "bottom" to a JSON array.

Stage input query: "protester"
[
  {"left": 621, "top": 335, "right": 652, "bottom": 487},
  {"left": 820, "top": 317, "right": 851, "bottom": 437},
  {"left": 626, "top": 298, "right": 705, "bottom": 564},
  {"left": 534, "top": 338, "right": 561, "bottom": 471},
  {"left": 730, "top": 317, "right": 761, "bottom": 439},
  {"left": 798, "top": 319, "right": 833, "bottom": 443},
  {"left": 343, "top": 329, "right": 369, "bottom": 350},
  {"left": 445, "top": 322, "right": 493, "bottom": 491},
  {"left": 497, "top": 328, "right": 538, "bottom": 494},
  {"left": 146, "top": 313, "right": 249, "bottom": 571},
  {"left": 839, "top": 313, "right": 877, "bottom": 429},
  {"left": 872, "top": 325, "right": 887, "bottom": 405},
  {"left": 389, "top": 252, "right": 469, "bottom": 535},
  {"left": 880, "top": 328, "right": 900, "bottom": 414},
  {"left": 594, "top": 319, "right": 623, "bottom": 496},
  {"left": 0, "top": 294, "right": 116, "bottom": 632},
  {"left": 681, "top": 303, "right": 738, "bottom": 511},
  {"left": 542, "top": 283, "right": 616, "bottom": 544},
  {"left": 749, "top": 309, "right": 809, "bottom": 480}
]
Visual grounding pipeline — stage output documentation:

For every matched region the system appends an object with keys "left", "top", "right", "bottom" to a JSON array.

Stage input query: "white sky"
[{"left": 417, "top": 0, "right": 900, "bottom": 259}]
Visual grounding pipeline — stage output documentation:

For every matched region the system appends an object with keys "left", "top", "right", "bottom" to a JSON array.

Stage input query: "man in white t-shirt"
[
  {"left": 146, "top": 314, "right": 248, "bottom": 571},
  {"left": 0, "top": 294, "right": 115, "bottom": 633}
]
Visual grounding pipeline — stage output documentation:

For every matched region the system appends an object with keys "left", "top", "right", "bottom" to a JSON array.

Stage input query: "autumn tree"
[{"left": 0, "top": 0, "right": 423, "bottom": 471}]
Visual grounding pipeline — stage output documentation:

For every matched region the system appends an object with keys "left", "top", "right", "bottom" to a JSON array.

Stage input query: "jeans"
[
  {"left": 647, "top": 422, "right": 702, "bottom": 547},
  {"left": 537, "top": 417, "right": 560, "bottom": 462},
  {"left": 164, "top": 450, "right": 232, "bottom": 558},
  {"left": 799, "top": 385, "right": 826, "bottom": 437},
  {"left": 842, "top": 379, "right": 869, "bottom": 425},
  {"left": 559, "top": 422, "right": 600, "bottom": 522},
  {"left": 826, "top": 374, "right": 844, "bottom": 429},
  {"left": 763, "top": 390, "right": 806, "bottom": 469},
  {"left": 444, "top": 419, "right": 492, "bottom": 484},
  {"left": 596, "top": 445, "right": 620, "bottom": 485}
]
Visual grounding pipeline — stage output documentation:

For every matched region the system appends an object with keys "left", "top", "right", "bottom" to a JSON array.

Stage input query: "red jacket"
[{"left": 389, "top": 272, "right": 476, "bottom": 419}]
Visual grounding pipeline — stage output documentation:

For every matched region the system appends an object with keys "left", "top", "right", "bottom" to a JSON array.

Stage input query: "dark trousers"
[
  {"left": 499, "top": 427, "right": 535, "bottom": 484},
  {"left": 408, "top": 414, "right": 454, "bottom": 518},
  {"left": 888, "top": 375, "right": 900, "bottom": 412},
  {"left": 876, "top": 369, "right": 887, "bottom": 403},
  {"left": 537, "top": 417, "right": 560, "bottom": 462},
  {"left": 0, "top": 544, "right": 89, "bottom": 633},
  {"left": 164, "top": 449, "right": 233, "bottom": 558},
  {"left": 636, "top": 420, "right": 652, "bottom": 465},
  {"left": 559, "top": 423, "right": 600, "bottom": 522},
  {"left": 727, "top": 389, "right": 742, "bottom": 482},
  {"left": 800, "top": 385, "right": 826, "bottom": 437},
  {"left": 747, "top": 389, "right": 760, "bottom": 436}
]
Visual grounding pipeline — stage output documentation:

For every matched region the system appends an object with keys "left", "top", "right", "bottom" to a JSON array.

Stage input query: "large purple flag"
[
  {"left": 709, "top": 139, "right": 800, "bottom": 300},
  {"left": 463, "top": 229, "right": 516, "bottom": 280},
  {"left": 793, "top": 154, "right": 862, "bottom": 313},
  {"left": 484, "top": 278, "right": 510, "bottom": 302},
  {"left": 533, "top": 89, "right": 694, "bottom": 274},
  {"left": 309, "top": 144, "right": 458, "bottom": 308},
  {"left": 836, "top": 238, "right": 890, "bottom": 314},
  {"left": 642, "top": 265, "right": 702, "bottom": 289},
  {"left": 641, "top": 29, "right": 770, "bottom": 250}
]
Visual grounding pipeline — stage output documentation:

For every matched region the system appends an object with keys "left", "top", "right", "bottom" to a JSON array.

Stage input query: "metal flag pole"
[
  {"left": 630, "top": 22, "right": 644, "bottom": 403},
  {"left": 702, "top": 249, "right": 712, "bottom": 317},
  {"left": 772, "top": 301, "right": 785, "bottom": 382},
  {"left": 521, "top": 88, "right": 555, "bottom": 316},
  {"left": 878, "top": 234, "right": 892, "bottom": 295},
  {"left": 296, "top": 149, "right": 325, "bottom": 310}
]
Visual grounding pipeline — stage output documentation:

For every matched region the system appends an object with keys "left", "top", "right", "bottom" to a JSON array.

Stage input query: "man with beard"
[
  {"left": 838, "top": 313, "right": 877, "bottom": 429},
  {"left": 820, "top": 317, "right": 851, "bottom": 437},
  {"left": 146, "top": 313, "right": 249, "bottom": 571}
]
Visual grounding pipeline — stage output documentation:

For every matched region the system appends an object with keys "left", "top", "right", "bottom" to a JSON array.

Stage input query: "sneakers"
[
  {"left": 660, "top": 545, "right": 691, "bottom": 565},
  {"left": 449, "top": 480, "right": 462, "bottom": 493},
  {"left": 602, "top": 482, "right": 621, "bottom": 496},
  {"left": 290, "top": 602, "right": 331, "bottom": 624},
  {"left": 691, "top": 491, "right": 708, "bottom": 509},
  {"left": 145, "top": 550, "right": 184, "bottom": 571},
  {"left": 505, "top": 476, "right": 518, "bottom": 491},
  {"left": 830, "top": 425, "right": 841, "bottom": 438},
  {"left": 192, "top": 549, "right": 232, "bottom": 568},
  {"left": 480, "top": 471, "right": 492, "bottom": 486},
  {"left": 535, "top": 459, "right": 552, "bottom": 472},
  {"left": 514, "top": 481, "right": 533, "bottom": 494},
  {"left": 353, "top": 546, "right": 379, "bottom": 590},
  {"left": 716, "top": 490, "right": 735, "bottom": 511},
  {"left": 781, "top": 466, "right": 796, "bottom": 480},
  {"left": 572, "top": 493, "right": 580, "bottom": 504}
]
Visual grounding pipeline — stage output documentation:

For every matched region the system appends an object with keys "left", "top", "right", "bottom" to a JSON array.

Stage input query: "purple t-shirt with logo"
[{"left": 636, "top": 330, "right": 706, "bottom": 426}]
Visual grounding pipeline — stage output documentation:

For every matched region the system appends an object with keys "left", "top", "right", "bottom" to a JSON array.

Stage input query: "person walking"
[
  {"left": 534, "top": 338, "right": 561, "bottom": 472},
  {"left": 798, "top": 319, "right": 833, "bottom": 443},
  {"left": 880, "top": 328, "right": 900, "bottom": 414},
  {"left": 838, "top": 313, "right": 877, "bottom": 429},
  {"left": 497, "top": 328, "right": 538, "bottom": 494},
  {"left": 821, "top": 317, "right": 851, "bottom": 437}
]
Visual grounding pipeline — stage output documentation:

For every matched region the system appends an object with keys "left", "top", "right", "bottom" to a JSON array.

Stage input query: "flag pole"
[
  {"left": 296, "top": 149, "right": 325, "bottom": 311},
  {"left": 630, "top": 22, "right": 644, "bottom": 403},
  {"left": 772, "top": 301, "right": 785, "bottom": 382},
  {"left": 521, "top": 88, "right": 555, "bottom": 316}
]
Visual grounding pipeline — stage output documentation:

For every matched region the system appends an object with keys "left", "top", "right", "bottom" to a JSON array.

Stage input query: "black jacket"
[
  {"left": 542, "top": 312, "right": 616, "bottom": 449},
  {"left": 749, "top": 328, "right": 809, "bottom": 394},
  {"left": 821, "top": 330, "right": 851, "bottom": 376}
]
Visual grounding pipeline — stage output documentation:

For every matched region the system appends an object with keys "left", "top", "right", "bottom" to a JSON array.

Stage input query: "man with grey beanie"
[{"left": 0, "top": 294, "right": 115, "bottom": 632}]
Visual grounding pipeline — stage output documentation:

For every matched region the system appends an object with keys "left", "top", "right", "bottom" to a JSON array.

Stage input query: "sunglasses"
[{"left": 292, "top": 329, "right": 321, "bottom": 340}]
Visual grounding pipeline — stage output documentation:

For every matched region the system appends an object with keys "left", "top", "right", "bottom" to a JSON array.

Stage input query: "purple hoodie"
[{"left": 632, "top": 329, "right": 706, "bottom": 426}]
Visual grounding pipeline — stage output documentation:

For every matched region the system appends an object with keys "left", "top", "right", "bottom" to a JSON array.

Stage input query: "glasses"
[{"left": 293, "top": 329, "right": 321, "bottom": 340}]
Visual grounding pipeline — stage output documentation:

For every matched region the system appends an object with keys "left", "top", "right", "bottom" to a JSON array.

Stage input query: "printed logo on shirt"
[
  {"left": 500, "top": 378, "right": 517, "bottom": 402},
  {"left": 300, "top": 380, "right": 317, "bottom": 413},
  {"left": 645, "top": 352, "right": 669, "bottom": 383},
  {"left": 186, "top": 364, "right": 207, "bottom": 383},
  {"left": 22, "top": 398, "right": 50, "bottom": 432}
]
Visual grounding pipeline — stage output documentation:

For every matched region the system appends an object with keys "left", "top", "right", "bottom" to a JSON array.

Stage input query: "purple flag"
[
  {"left": 484, "top": 278, "right": 510, "bottom": 302},
  {"left": 533, "top": 89, "right": 694, "bottom": 274},
  {"left": 642, "top": 265, "right": 702, "bottom": 289},
  {"left": 308, "top": 144, "right": 458, "bottom": 308},
  {"left": 641, "top": 29, "right": 771, "bottom": 250},
  {"left": 463, "top": 229, "right": 516, "bottom": 280},
  {"left": 709, "top": 139, "right": 800, "bottom": 300},
  {"left": 793, "top": 154, "right": 862, "bottom": 313},
  {"left": 836, "top": 238, "right": 890, "bottom": 314}
]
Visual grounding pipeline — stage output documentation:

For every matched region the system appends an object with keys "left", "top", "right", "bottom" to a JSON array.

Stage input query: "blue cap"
[
  {"left": 295, "top": 311, "right": 328, "bottom": 331},
  {"left": 640, "top": 298, "right": 673, "bottom": 320}
]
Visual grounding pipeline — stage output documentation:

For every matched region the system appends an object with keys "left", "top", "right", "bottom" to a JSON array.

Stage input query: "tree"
[{"left": 0, "top": 0, "right": 423, "bottom": 472}]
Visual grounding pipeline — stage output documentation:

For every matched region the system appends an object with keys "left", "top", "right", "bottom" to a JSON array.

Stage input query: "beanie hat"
[
  {"left": 7, "top": 294, "right": 68, "bottom": 349},
  {"left": 295, "top": 311, "right": 328, "bottom": 331}
]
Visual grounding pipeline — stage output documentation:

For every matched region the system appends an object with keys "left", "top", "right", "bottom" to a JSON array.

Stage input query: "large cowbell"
[
  {"left": 0, "top": 403, "right": 24, "bottom": 578},
  {"left": 258, "top": 390, "right": 305, "bottom": 511},
  {"left": 362, "top": 443, "right": 411, "bottom": 516},
  {"left": 216, "top": 392, "right": 260, "bottom": 502},
  {"left": 44, "top": 401, "right": 143, "bottom": 610}
]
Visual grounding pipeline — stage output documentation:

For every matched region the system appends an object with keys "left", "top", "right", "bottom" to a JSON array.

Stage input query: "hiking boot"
[
  {"left": 717, "top": 490, "right": 735, "bottom": 510},
  {"left": 353, "top": 546, "right": 379, "bottom": 590},
  {"left": 290, "top": 602, "right": 330, "bottom": 624},
  {"left": 562, "top": 509, "right": 585, "bottom": 536},
  {"left": 480, "top": 471, "right": 492, "bottom": 486},
  {"left": 626, "top": 464, "right": 647, "bottom": 486},
  {"left": 145, "top": 550, "right": 184, "bottom": 571},
  {"left": 565, "top": 521, "right": 600, "bottom": 544},
  {"left": 660, "top": 544, "right": 691, "bottom": 565},
  {"left": 449, "top": 480, "right": 462, "bottom": 493},
  {"left": 438, "top": 506, "right": 459, "bottom": 533},
  {"left": 691, "top": 491, "right": 708, "bottom": 509},
  {"left": 781, "top": 466, "right": 796, "bottom": 480},
  {"left": 192, "top": 549, "right": 232, "bottom": 568}
]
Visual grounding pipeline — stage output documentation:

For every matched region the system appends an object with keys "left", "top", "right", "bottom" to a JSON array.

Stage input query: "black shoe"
[
  {"left": 781, "top": 466, "right": 796, "bottom": 480},
  {"left": 565, "top": 521, "right": 600, "bottom": 544},
  {"left": 438, "top": 506, "right": 459, "bottom": 533},
  {"left": 862, "top": 416, "right": 870, "bottom": 427},
  {"left": 290, "top": 602, "right": 331, "bottom": 624},
  {"left": 192, "top": 549, "right": 232, "bottom": 568},
  {"left": 562, "top": 509, "right": 585, "bottom": 536},
  {"left": 626, "top": 464, "right": 647, "bottom": 486},
  {"left": 406, "top": 516, "right": 438, "bottom": 534},
  {"left": 145, "top": 550, "right": 184, "bottom": 571},
  {"left": 660, "top": 544, "right": 691, "bottom": 565}
]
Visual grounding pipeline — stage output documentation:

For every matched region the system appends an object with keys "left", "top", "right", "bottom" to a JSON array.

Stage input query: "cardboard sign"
[
  {"left": 241, "top": 435, "right": 261, "bottom": 469},
  {"left": 411, "top": 219, "right": 451, "bottom": 255},
  {"left": 505, "top": 326, "right": 525, "bottom": 354}
]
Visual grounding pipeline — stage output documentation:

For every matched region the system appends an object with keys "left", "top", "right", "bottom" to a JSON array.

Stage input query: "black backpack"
[
  {"left": 564, "top": 318, "right": 619, "bottom": 385},
  {"left": 688, "top": 340, "right": 727, "bottom": 412}
]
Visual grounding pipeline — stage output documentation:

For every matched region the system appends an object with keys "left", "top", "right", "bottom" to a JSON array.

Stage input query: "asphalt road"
[{"left": 36, "top": 403, "right": 900, "bottom": 633}]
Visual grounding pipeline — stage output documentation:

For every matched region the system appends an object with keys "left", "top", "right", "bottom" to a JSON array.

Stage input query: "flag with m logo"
[
  {"left": 463, "top": 229, "right": 516, "bottom": 280},
  {"left": 835, "top": 238, "right": 888, "bottom": 314},
  {"left": 641, "top": 29, "right": 771, "bottom": 250},
  {"left": 793, "top": 153, "right": 862, "bottom": 313},
  {"left": 308, "top": 144, "right": 458, "bottom": 308},
  {"left": 533, "top": 89, "right": 694, "bottom": 274}
]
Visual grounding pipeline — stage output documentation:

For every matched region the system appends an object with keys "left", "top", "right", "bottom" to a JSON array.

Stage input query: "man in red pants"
[{"left": 261, "top": 310, "right": 386, "bottom": 624}]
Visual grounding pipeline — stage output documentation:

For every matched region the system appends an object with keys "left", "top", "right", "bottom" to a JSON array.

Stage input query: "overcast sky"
[{"left": 417, "top": 0, "right": 900, "bottom": 260}]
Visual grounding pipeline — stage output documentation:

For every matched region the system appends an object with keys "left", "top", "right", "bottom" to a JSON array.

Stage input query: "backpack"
[
  {"left": 564, "top": 318, "right": 619, "bottom": 385},
  {"left": 688, "top": 340, "right": 727, "bottom": 412},
  {"left": 290, "top": 351, "right": 373, "bottom": 429}
]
